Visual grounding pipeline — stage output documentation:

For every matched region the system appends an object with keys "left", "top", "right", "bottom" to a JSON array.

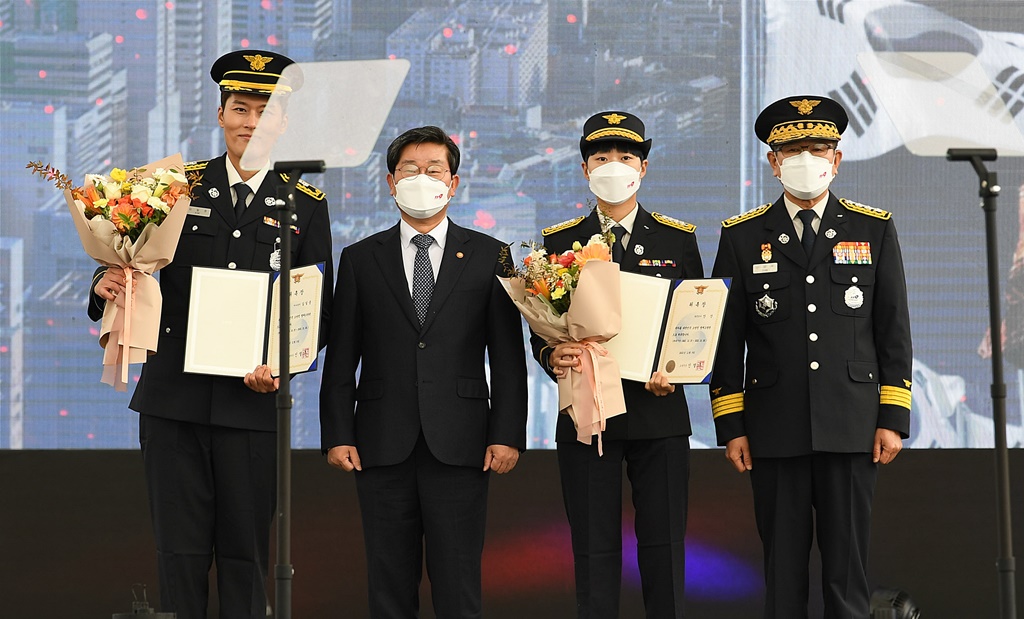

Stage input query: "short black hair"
[
  {"left": 581, "top": 139, "right": 646, "bottom": 162},
  {"left": 386, "top": 126, "right": 460, "bottom": 175}
]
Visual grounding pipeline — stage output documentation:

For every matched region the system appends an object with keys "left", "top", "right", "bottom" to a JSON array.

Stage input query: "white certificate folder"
[
  {"left": 183, "top": 263, "right": 325, "bottom": 377},
  {"left": 603, "top": 274, "right": 731, "bottom": 384}
]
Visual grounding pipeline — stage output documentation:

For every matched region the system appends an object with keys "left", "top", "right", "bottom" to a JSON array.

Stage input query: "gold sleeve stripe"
[
  {"left": 879, "top": 385, "right": 912, "bottom": 409},
  {"left": 711, "top": 393, "right": 744, "bottom": 418}
]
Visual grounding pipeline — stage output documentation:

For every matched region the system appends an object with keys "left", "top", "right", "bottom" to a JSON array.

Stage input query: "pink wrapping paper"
[
  {"left": 65, "top": 153, "right": 190, "bottom": 391},
  {"left": 499, "top": 259, "right": 627, "bottom": 451}
]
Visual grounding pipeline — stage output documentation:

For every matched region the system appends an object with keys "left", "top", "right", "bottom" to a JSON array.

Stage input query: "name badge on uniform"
[
  {"left": 753, "top": 263, "right": 778, "bottom": 274},
  {"left": 187, "top": 206, "right": 212, "bottom": 218},
  {"left": 833, "top": 241, "right": 871, "bottom": 264}
]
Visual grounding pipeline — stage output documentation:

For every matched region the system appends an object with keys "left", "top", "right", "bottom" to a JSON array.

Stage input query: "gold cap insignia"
[
  {"left": 791, "top": 99, "right": 820, "bottom": 115},
  {"left": 244, "top": 54, "right": 273, "bottom": 71},
  {"left": 603, "top": 113, "right": 627, "bottom": 125}
]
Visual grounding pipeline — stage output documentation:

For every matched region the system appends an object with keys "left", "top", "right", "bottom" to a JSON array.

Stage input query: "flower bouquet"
[
  {"left": 499, "top": 234, "right": 626, "bottom": 452},
  {"left": 28, "top": 154, "right": 191, "bottom": 391}
]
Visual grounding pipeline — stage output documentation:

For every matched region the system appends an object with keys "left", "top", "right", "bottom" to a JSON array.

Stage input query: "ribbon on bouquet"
[
  {"left": 99, "top": 267, "right": 159, "bottom": 392},
  {"left": 558, "top": 338, "right": 627, "bottom": 456}
]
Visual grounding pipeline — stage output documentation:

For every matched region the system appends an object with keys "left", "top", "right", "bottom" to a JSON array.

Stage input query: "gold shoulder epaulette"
[
  {"left": 651, "top": 212, "right": 696, "bottom": 233},
  {"left": 722, "top": 203, "right": 771, "bottom": 228},
  {"left": 542, "top": 216, "right": 585, "bottom": 236},
  {"left": 184, "top": 160, "right": 208, "bottom": 186},
  {"left": 296, "top": 179, "right": 325, "bottom": 201},
  {"left": 278, "top": 173, "right": 326, "bottom": 201},
  {"left": 841, "top": 198, "right": 891, "bottom": 220}
]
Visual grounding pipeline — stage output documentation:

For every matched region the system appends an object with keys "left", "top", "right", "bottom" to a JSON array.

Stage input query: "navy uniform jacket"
[
  {"left": 88, "top": 153, "right": 333, "bottom": 432},
  {"left": 531, "top": 206, "right": 704, "bottom": 442},
  {"left": 709, "top": 194, "right": 912, "bottom": 457},
  {"left": 319, "top": 220, "right": 528, "bottom": 469}
]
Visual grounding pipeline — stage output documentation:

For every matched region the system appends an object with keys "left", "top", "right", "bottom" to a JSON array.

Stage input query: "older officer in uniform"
[
  {"left": 90, "top": 50, "right": 332, "bottom": 618},
  {"left": 535, "top": 111, "right": 703, "bottom": 618},
  {"left": 709, "top": 96, "right": 912, "bottom": 619}
]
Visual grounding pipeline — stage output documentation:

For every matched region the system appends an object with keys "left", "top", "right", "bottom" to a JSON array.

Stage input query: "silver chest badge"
[
  {"left": 634, "top": 244, "right": 644, "bottom": 256},
  {"left": 208, "top": 187, "right": 220, "bottom": 199},
  {"left": 270, "top": 239, "right": 282, "bottom": 271},
  {"left": 778, "top": 233, "right": 790, "bottom": 244},
  {"left": 845, "top": 285, "right": 864, "bottom": 309},
  {"left": 755, "top": 293, "right": 777, "bottom": 318},
  {"left": 265, "top": 196, "right": 276, "bottom": 207},
  {"left": 825, "top": 228, "right": 837, "bottom": 239}
]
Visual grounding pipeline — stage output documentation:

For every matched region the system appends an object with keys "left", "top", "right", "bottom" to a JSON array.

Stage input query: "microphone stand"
[
  {"left": 947, "top": 148, "right": 1017, "bottom": 619},
  {"left": 272, "top": 159, "right": 325, "bottom": 619}
]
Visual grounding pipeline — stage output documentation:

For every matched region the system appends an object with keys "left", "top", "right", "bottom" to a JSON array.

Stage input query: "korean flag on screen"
[{"left": 764, "top": 0, "right": 1024, "bottom": 159}]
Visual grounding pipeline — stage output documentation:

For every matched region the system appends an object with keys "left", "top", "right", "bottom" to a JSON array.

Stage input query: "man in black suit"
[
  {"left": 709, "top": 96, "right": 912, "bottom": 618},
  {"left": 533, "top": 111, "right": 703, "bottom": 618},
  {"left": 319, "top": 125, "right": 528, "bottom": 619},
  {"left": 90, "top": 50, "right": 333, "bottom": 618}
]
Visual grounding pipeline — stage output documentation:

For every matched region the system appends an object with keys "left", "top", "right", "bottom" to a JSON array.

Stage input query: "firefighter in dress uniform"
[{"left": 708, "top": 95, "right": 912, "bottom": 619}]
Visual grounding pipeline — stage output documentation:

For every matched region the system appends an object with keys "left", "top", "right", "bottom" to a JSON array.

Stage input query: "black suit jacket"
[
  {"left": 88, "top": 154, "right": 334, "bottom": 432},
  {"left": 709, "top": 194, "right": 913, "bottom": 457},
  {"left": 319, "top": 219, "right": 528, "bottom": 469},
  {"left": 531, "top": 206, "right": 704, "bottom": 442}
]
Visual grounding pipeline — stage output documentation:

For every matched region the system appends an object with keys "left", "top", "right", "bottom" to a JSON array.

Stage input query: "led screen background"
[{"left": 2, "top": 0, "right": 1024, "bottom": 449}]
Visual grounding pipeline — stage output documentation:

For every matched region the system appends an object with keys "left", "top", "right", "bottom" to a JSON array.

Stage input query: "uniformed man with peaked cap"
[
  {"left": 709, "top": 95, "right": 913, "bottom": 618},
  {"left": 533, "top": 110, "right": 703, "bottom": 618},
  {"left": 89, "top": 49, "right": 332, "bottom": 618}
]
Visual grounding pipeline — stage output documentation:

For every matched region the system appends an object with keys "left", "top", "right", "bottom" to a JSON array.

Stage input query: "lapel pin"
[
  {"left": 265, "top": 197, "right": 276, "bottom": 206},
  {"left": 634, "top": 244, "right": 644, "bottom": 255},
  {"left": 825, "top": 228, "right": 836, "bottom": 239},
  {"left": 456, "top": 252, "right": 464, "bottom": 259},
  {"left": 208, "top": 187, "right": 220, "bottom": 198},
  {"left": 778, "top": 233, "right": 790, "bottom": 244}
]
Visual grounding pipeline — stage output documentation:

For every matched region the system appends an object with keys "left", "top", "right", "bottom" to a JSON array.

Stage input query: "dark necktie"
[
  {"left": 411, "top": 234, "right": 435, "bottom": 325},
  {"left": 233, "top": 182, "right": 252, "bottom": 222},
  {"left": 796, "top": 209, "right": 816, "bottom": 256},
  {"left": 611, "top": 225, "right": 626, "bottom": 263}
]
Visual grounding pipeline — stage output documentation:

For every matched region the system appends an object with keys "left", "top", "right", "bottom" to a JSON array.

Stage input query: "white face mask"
[
  {"left": 393, "top": 174, "right": 451, "bottom": 219},
  {"left": 588, "top": 161, "right": 642, "bottom": 205},
  {"left": 778, "top": 150, "right": 835, "bottom": 201}
]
